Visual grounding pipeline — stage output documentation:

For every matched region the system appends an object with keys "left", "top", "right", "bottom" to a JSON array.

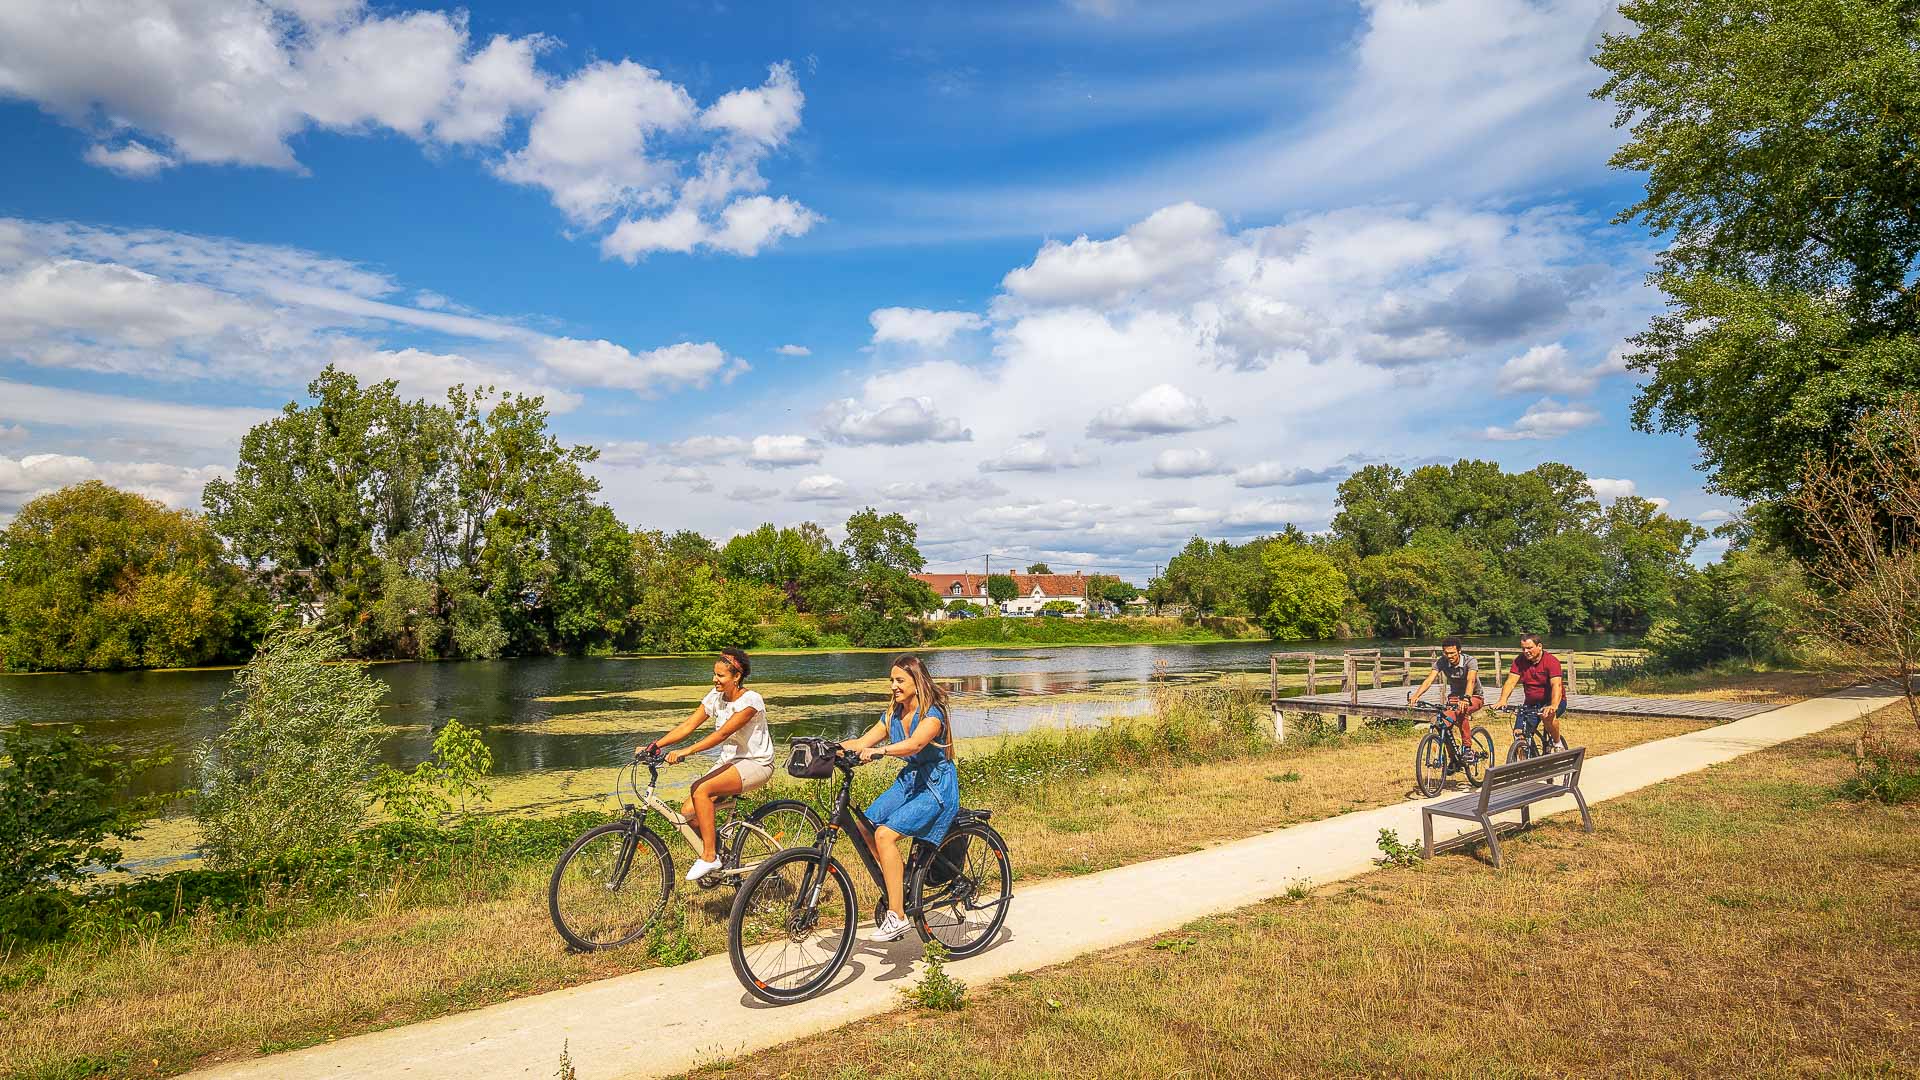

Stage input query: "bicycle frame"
[
  {"left": 616, "top": 756, "right": 769, "bottom": 881},
  {"left": 797, "top": 754, "right": 932, "bottom": 915}
]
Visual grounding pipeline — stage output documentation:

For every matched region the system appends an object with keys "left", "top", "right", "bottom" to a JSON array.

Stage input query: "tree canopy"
[{"left": 1595, "top": 0, "right": 1920, "bottom": 550}]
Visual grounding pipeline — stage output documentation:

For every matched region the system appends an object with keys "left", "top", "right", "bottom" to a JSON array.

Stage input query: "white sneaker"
[
  {"left": 871, "top": 910, "right": 913, "bottom": 942},
  {"left": 685, "top": 857, "right": 722, "bottom": 882}
]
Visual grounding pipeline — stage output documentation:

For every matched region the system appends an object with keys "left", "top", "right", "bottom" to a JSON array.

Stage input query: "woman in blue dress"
[{"left": 842, "top": 654, "right": 958, "bottom": 943}]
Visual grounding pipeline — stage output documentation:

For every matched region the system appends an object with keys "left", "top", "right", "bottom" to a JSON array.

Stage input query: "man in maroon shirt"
[{"left": 1492, "top": 632, "right": 1566, "bottom": 750}]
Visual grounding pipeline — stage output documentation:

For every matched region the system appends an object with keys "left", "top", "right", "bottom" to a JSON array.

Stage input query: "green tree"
[
  {"left": 1595, "top": 0, "right": 1920, "bottom": 552},
  {"left": 987, "top": 574, "right": 1017, "bottom": 604},
  {"left": 0, "top": 481, "right": 261, "bottom": 671},
  {"left": 841, "top": 508, "right": 937, "bottom": 646},
  {"left": 194, "top": 628, "right": 386, "bottom": 866},
  {"left": 1025, "top": 562, "right": 1052, "bottom": 575},
  {"left": 1, "top": 724, "right": 165, "bottom": 929},
  {"left": 1597, "top": 496, "right": 1706, "bottom": 630},
  {"left": 719, "top": 522, "right": 851, "bottom": 613},
  {"left": 1257, "top": 543, "right": 1349, "bottom": 640},
  {"left": 371, "top": 718, "right": 494, "bottom": 828},
  {"left": 1649, "top": 546, "right": 1809, "bottom": 669}
]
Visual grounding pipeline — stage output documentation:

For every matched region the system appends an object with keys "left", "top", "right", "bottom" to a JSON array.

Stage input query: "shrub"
[
  {"left": 194, "top": 627, "right": 386, "bottom": 867},
  {"left": 902, "top": 939, "right": 966, "bottom": 1010},
  {"left": 1374, "top": 828, "right": 1423, "bottom": 868},
  {"left": 371, "top": 719, "right": 494, "bottom": 827},
  {"left": 0, "top": 723, "right": 164, "bottom": 939}
]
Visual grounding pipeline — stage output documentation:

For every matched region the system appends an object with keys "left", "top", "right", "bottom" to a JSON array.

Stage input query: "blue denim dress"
[{"left": 863, "top": 706, "right": 960, "bottom": 845}]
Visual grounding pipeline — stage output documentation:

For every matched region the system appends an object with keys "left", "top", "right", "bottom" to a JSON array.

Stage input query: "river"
[{"left": 0, "top": 635, "right": 1636, "bottom": 799}]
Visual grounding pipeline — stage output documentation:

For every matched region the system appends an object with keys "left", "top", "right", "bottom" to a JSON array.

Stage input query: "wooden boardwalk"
[{"left": 1281, "top": 686, "right": 1775, "bottom": 722}]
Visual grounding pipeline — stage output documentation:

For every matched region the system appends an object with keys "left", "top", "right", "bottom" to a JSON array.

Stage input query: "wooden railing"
[{"left": 1269, "top": 646, "right": 1585, "bottom": 731}]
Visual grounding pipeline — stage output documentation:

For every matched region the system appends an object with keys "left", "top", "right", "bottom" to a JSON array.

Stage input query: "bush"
[
  {"left": 194, "top": 627, "right": 386, "bottom": 867},
  {"left": 0, "top": 723, "right": 164, "bottom": 938},
  {"left": 902, "top": 940, "right": 966, "bottom": 1010},
  {"left": 371, "top": 719, "right": 494, "bottom": 827}
]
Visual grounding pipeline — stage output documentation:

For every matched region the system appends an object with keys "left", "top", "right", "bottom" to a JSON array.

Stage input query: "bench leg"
[
  {"left": 1572, "top": 787, "right": 1594, "bottom": 833},
  {"left": 1521, "top": 804, "right": 1531, "bottom": 829},
  {"left": 1422, "top": 811, "right": 1434, "bottom": 859},
  {"left": 1480, "top": 816, "right": 1503, "bottom": 868}
]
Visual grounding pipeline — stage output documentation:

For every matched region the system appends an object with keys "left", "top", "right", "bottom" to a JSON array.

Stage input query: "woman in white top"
[{"left": 639, "top": 647, "right": 774, "bottom": 882}]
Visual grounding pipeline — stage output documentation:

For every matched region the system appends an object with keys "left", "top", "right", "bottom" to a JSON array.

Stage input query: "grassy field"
[
  {"left": 0, "top": 678, "right": 1744, "bottom": 1080},
  {"left": 683, "top": 708, "right": 1920, "bottom": 1080}
]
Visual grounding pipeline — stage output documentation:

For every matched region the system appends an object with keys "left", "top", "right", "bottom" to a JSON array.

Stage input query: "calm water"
[{"left": 0, "top": 636, "right": 1633, "bottom": 797}]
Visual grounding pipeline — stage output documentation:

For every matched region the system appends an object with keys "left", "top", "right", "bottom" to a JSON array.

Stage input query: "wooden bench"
[{"left": 1421, "top": 747, "right": 1593, "bottom": 867}]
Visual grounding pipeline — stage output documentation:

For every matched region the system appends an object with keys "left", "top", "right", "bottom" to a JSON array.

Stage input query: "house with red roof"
[{"left": 913, "top": 571, "right": 1097, "bottom": 618}]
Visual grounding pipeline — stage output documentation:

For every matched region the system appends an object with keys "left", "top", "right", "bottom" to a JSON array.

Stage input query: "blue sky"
[{"left": 0, "top": 0, "right": 1732, "bottom": 579}]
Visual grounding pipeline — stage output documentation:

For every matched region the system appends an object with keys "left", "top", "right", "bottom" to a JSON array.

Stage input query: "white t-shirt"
[{"left": 702, "top": 688, "right": 772, "bottom": 766}]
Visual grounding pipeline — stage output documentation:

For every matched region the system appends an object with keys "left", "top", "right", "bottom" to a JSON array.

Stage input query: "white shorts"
[{"left": 695, "top": 757, "right": 773, "bottom": 795}]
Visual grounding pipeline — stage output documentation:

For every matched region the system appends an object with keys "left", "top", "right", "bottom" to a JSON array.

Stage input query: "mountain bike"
[
  {"left": 726, "top": 737, "right": 1013, "bottom": 1005},
  {"left": 547, "top": 749, "right": 822, "bottom": 952},
  {"left": 1410, "top": 699, "right": 1494, "bottom": 797},
  {"left": 1505, "top": 703, "right": 1561, "bottom": 763}
]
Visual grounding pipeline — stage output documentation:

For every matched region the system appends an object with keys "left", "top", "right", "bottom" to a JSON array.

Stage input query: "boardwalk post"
[
  {"left": 1269, "top": 653, "right": 1284, "bottom": 741},
  {"left": 1567, "top": 658, "right": 1578, "bottom": 695},
  {"left": 1493, "top": 649, "right": 1502, "bottom": 682},
  {"left": 1372, "top": 653, "right": 1381, "bottom": 688},
  {"left": 1401, "top": 646, "right": 1411, "bottom": 686},
  {"left": 1306, "top": 655, "right": 1317, "bottom": 695},
  {"left": 1340, "top": 654, "right": 1356, "bottom": 733}
]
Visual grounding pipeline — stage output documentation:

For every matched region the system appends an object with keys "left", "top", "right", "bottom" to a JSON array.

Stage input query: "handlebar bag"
[{"left": 786, "top": 737, "right": 836, "bottom": 779}]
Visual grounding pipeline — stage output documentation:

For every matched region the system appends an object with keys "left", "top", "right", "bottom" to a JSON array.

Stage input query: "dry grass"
[
  {"left": 1604, "top": 666, "right": 1858, "bottom": 704},
  {"left": 1, "top": 669, "right": 1839, "bottom": 1080},
  {"left": 685, "top": 710, "right": 1920, "bottom": 1080}
]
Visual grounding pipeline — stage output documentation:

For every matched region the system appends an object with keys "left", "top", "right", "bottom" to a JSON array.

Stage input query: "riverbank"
[
  {"left": 686, "top": 705, "right": 1920, "bottom": 1079},
  {"left": 1, "top": 681, "right": 1735, "bottom": 1080}
]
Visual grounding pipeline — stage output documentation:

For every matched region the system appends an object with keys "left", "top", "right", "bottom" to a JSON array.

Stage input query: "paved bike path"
[{"left": 188, "top": 684, "right": 1902, "bottom": 1080}]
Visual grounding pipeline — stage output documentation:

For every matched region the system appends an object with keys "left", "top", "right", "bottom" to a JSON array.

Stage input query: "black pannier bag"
[
  {"left": 787, "top": 736, "right": 836, "bottom": 779},
  {"left": 925, "top": 829, "right": 972, "bottom": 887}
]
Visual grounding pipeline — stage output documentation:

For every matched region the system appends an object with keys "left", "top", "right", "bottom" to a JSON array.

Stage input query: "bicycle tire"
[
  {"left": 1465, "top": 728, "right": 1494, "bottom": 787},
  {"left": 1507, "top": 734, "right": 1533, "bottom": 764},
  {"left": 729, "top": 799, "right": 823, "bottom": 872},
  {"left": 728, "top": 848, "right": 857, "bottom": 1005},
  {"left": 911, "top": 821, "right": 1012, "bottom": 958},
  {"left": 1413, "top": 732, "right": 1447, "bottom": 797},
  {"left": 548, "top": 822, "right": 673, "bottom": 952}
]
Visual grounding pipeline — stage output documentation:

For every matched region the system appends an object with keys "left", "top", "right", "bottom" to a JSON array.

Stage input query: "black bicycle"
[
  {"left": 726, "top": 737, "right": 1013, "bottom": 1005},
  {"left": 1410, "top": 699, "right": 1494, "bottom": 797},
  {"left": 1506, "top": 704, "right": 1560, "bottom": 763},
  {"left": 547, "top": 749, "right": 822, "bottom": 952}
]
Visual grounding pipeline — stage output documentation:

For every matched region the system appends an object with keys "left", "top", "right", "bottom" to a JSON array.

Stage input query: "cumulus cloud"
[
  {"left": 668, "top": 435, "right": 748, "bottom": 461},
  {"left": 1693, "top": 508, "right": 1733, "bottom": 523},
  {"left": 792, "top": 474, "right": 852, "bottom": 501},
  {"left": 978, "top": 439, "right": 1096, "bottom": 473},
  {"left": 822, "top": 397, "right": 972, "bottom": 445},
  {"left": 881, "top": 478, "right": 1008, "bottom": 501},
  {"left": 727, "top": 484, "right": 783, "bottom": 501},
  {"left": 1496, "top": 341, "right": 1634, "bottom": 395},
  {"left": 748, "top": 435, "right": 825, "bottom": 468},
  {"left": 330, "top": 345, "right": 583, "bottom": 412},
  {"left": 535, "top": 338, "right": 745, "bottom": 397},
  {"left": 869, "top": 307, "right": 987, "bottom": 348},
  {"left": 597, "top": 441, "right": 651, "bottom": 467},
  {"left": 83, "top": 141, "right": 175, "bottom": 177},
  {"left": 0, "top": 452, "right": 227, "bottom": 512},
  {"left": 1222, "top": 497, "right": 1319, "bottom": 527},
  {"left": 1141, "top": 447, "right": 1229, "bottom": 478},
  {"left": 659, "top": 465, "right": 715, "bottom": 493},
  {"left": 1233, "top": 462, "right": 1346, "bottom": 488},
  {"left": 1483, "top": 397, "right": 1601, "bottom": 441},
  {"left": 1586, "top": 476, "right": 1636, "bottom": 502},
  {"left": 1086, "top": 384, "right": 1232, "bottom": 442},
  {"left": 775, "top": 344, "right": 812, "bottom": 356},
  {"left": 1000, "top": 202, "right": 1228, "bottom": 310},
  {"left": 0, "top": 4, "right": 813, "bottom": 258}
]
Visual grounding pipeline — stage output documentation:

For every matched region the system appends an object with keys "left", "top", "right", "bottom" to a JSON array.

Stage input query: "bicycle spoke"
[
  {"left": 551, "top": 826, "right": 669, "bottom": 950},
  {"left": 734, "top": 856, "right": 851, "bottom": 995}
]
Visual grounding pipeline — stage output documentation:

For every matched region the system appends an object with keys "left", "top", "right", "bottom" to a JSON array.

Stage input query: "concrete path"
[{"left": 188, "top": 684, "right": 1903, "bottom": 1080}]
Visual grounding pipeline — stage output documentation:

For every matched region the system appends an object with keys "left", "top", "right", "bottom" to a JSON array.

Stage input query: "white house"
[{"left": 914, "top": 572, "right": 1100, "bottom": 618}]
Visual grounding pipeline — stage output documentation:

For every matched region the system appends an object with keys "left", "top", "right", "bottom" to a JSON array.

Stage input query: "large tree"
[
  {"left": 719, "top": 522, "right": 851, "bottom": 613},
  {"left": 841, "top": 508, "right": 937, "bottom": 646},
  {"left": 1595, "top": 0, "right": 1920, "bottom": 551},
  {"left": 0, "top": 482, "right": 261, "bottom": 671}
]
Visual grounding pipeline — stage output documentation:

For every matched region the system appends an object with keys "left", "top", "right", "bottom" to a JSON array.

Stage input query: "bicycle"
[
  {"left": 1505, "top": 703, "right": 1562, "bottom": 763},
  {"left": 726, "top": 737, "right": 1013, "bottom": 1005},
  {"left": 1409, "top": 698, "right": 1494, "bottom": 797},
  {"left": 547, "top": 749, "right": 822, "bottom": 952}
]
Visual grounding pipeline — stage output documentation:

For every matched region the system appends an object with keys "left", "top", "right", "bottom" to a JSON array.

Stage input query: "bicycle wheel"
[
  {"left": 729, "top": 799, "right": 824, "bottom": 875},
  {"left": 1413, "top": 732, "right": 1447, "bottom": 797},
  {"left": 1465, "top": 728, "right": 1494, "bottom": 787},
  {"left": 728, "top": 848, "right": 856, "bottom": 1005},
  {"left": 549, "top": 822, "right": 672, "bottom": 951},
  {"left": 912, "top": 822, "right": 1012, "bottom": 958},
  {"left": 1507, "top": 733, "right": 1533, "bottom": 764}
]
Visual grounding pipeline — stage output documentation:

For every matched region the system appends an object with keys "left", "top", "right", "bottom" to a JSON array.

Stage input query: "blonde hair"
[{"left": 889, "top": 654, "right": 953, "bottom": 761}]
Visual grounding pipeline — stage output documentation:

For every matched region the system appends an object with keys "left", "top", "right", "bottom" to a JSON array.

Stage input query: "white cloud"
[
  {"left": 1498, "top": 343, "right": 1589, "bottom": 395},
  {"left": 1232, "top": 462, "right": 1345, "bottom": 488},
  {"left": 748, "top": 435, "right": 825, "bottom": 468},
  {"left": 1586, "top": 476, "right": 1636, "bottom": 501},
  {"left": 978, "top": 440, "right": 1096, "bottom": 473},
  {"left": 597, "top": 441, "right": 651, "bottom": 467},
  {"left": 792, "top": 474, "right": 851, "bottom": 501},
  {"left": 330, "top": 345, "right": 583, "bottom": 412},
  {"left": 0, "top": 379, "right": 273, "bottom": 449},
  {"left": 822, "top": 397, "right": 973, "bottom": 445},
  {"left": 0, "top": 425, "right": 28, "bottom": 444},
  {"left": 659, "top": 465, "right": 714, "bottom": 493},
  {"left": 1086, "top": 384, "right": 1232, "bottom": 442},
  {"left": 667, "top": 435, "right": 748, "bottom": 461},
  {"left": 0, "top": 4, "right": 811, "bottom": 259},
  {"left": 1483, "top": 397, "right": 1602, "bottom": 441},
  {"left": 1223, "top": 497, "right": 1319, "bottom": 527},
  {"left": 1141, "top": 447, "right": 1229, "bottom": 478},
  {"left": 869, "top": 308, "right": 987, "bottom": 348},
  {"left": 1000, "top": 202, "right": 1227, "bottom": 309},
  {"left": 536, "top": 338, "right": 745, "bottom": 397},
  {"left": 775, "top": 344, "right": 812, "bottom": 356},
  {"left": 1694, "top": 508, "right": 1733, "bottom": 523},
  {"left": 83, "top": 141, "right": 175, "bottom": 177},
  {"left": 0, "top": 452, "right": 227, "bottom": 512},
  {"left": 728, "top": 484, "right": 783, "bottom": 502}
]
